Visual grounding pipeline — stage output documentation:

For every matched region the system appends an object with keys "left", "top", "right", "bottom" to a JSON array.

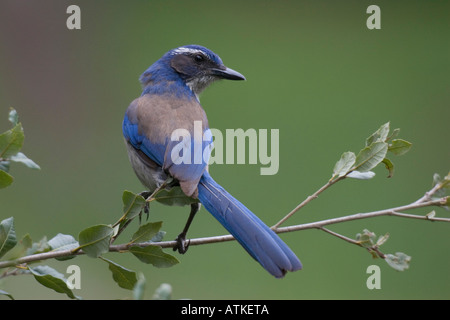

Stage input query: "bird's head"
[{"left": 140, "top": 45, "right": 245, "bottom": 98}]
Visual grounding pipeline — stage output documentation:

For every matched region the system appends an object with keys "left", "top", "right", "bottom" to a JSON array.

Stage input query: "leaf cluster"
[
  {"left": 0, "top": 190, "right": 180, "bottom": 299},
  {"left": 355, "top": 229, "right": 411, "bottom": 271},
  {"left": 0, "top": 109, "right": 40, "bottom": 188},
  {"left": 432, "top": 172, "right": 450, "bottom": 208},
  {"left": 331, "top": 122, "right": 412, "bottom": 181},
  {"left": 0, "top": 107, "right": 185, "bottom": 299}
]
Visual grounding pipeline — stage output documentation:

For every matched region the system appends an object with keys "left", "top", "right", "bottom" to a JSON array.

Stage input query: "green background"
[{"left": 0, "top": 0, "right": 449, "bottom": 299}]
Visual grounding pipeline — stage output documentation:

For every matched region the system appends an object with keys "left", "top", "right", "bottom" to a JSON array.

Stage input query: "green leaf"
[
  {"left": 388, "top": 139, "right": 412, "bottom": 156},
  {"left": 49, "top": 233, "right": 79, "bottom": 251},
  {"left": 386, "top": 128, "right": 400, "bottom": 141},
  {"left": 443, "top": 196, "right": 450, "bottom": 207},
  {"left": 8, "top": 108, "right": 19, "bottom": 126},
  {"left": 21, "top": 234, "right": 33, "bottom": 250},
  {"left": 425, "top": 210, "right": 436, "bottom": 219},
  {"left": 152, "top": 283, "right": 172, "bottom": 300},
  {"left": 431, "top": 172, "right": 450, "bottom": 200},
  {"left": 130, "top": 221, "right": 163, "bottom": 244},
  {"left": 77, "top": 224, "right": 113, "bottom": 258},
  {"left": 443, "top": 172, "right": 450, "bottom": 188},
  {"left": 381, "top": 158, "right": 394, "bottom": 178},
  {"left": 0, "top": 289, "right": 14, "bottom": 300},
  {"left": 332, "top": 151, "right": 356, "bottom": 178},
  {"left": 376, "top": 233, "right": 389, "bottom": 247},
  {"left": 130, "top": 245, "right": 179, "bottom": 268},
  {"left": 346, "top": 170, "right": 376, "bottom": 180},
  {"left": 154, "top": 186, "right": 199, "bottom": 206},
  {"left": 0, "top": 122, "right": 24, "bottom": 159},
  {"left": 122, "top": 190, "right": 146, "bottom": 220},
  {"left": 356, "top": 229, "right": 376, "bottom": 248},
  {"left": 0, "top": 169, "right": 14, "bottom": 189},
  {"left": 366, "top": 122, "right": 390, "bottom": 146},
  {"left": 48, "top": 233, "right": 79, "bottom": 260},
  {"left": 101, "top": 257, "right": 138, "bottom": 290},
  {"left": 385, "top": 252, "right": 411, "bottom": 271},
  {"left": 0, "top": 160, "right": 10, "bottom": 172},
  {"left": 28, "top": 265, "right": 77, "bottom": 299},
  {"left": 26, "top": 236, "right": 50, "bottom": 255},
  {"left": 10, "top": 152, "right": 40, "bottom": 170},
  {"left": 0, "top": 233, "right": 33, "bottom": 261},
  {"left": 133, "top": 273, "right": 146, "bottom": 300},
  {"left": 354, "top": 141, "right": 388, "bottom": 172},
  {"left": 0, "top": 217, "right": 17, "bottom": 259},
  {"left": 150, "top": 231, "right": 166, "bottom": 243}
]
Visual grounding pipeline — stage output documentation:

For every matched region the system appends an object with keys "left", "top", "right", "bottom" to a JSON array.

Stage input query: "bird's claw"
[
  {"left": 173, "top": 232, "right": 190, "bottom": 254},
  {"left": 138, "top": 191, "right": 151, "bottom": 224}
]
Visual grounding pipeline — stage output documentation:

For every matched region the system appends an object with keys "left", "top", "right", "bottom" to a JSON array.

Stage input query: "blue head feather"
[{"left": 139, "top": 45, "right": 224, "bottom": 99}]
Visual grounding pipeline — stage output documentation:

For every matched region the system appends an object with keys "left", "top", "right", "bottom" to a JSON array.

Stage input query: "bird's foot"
[
  {"left": 173, "top": 232, "right": 190, "bottom": 254},
  {"left": 138, "top": 191, "right": 151, "bottom": 223}
]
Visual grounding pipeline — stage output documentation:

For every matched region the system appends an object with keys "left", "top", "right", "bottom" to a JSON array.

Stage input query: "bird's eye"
[{"left": 194, "top": 54, "right": 205, "bottom": 63}]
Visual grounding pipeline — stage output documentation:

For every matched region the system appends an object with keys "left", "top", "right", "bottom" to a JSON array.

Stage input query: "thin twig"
[
  {"left": 319, "top": 227, "right": 387, "bottom": 259},
  {"left": 273, "top": 176, "right": 344, "bottom": 228},
  {"left": 319, "top": 227, "right": 360, "bottom": 245},
  {"left": 389, "top": 210, "right": 450, "bottom": 222},
  {"left": 413, "top": 181, "right": 444, "bottom": 204}
]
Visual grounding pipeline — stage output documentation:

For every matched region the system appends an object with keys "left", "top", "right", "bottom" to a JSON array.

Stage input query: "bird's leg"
[
  {"left": 173, "top": 202, "right": 200, "bottom": 254},
  {"left": 138, "top": 191, "right": 152, "bottom": 223},
  {"left": 138, "top": 176, "right": 175, "bottom": 223}
]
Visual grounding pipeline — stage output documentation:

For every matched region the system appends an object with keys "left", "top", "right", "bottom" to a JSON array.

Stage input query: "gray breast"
[{"left": 125, "top": 140, "right": 168, "bottom": 192}]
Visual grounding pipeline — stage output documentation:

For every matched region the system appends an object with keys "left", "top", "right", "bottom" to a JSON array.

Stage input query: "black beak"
[{"left": 211, "top": 66, "right": 246, "bottom": 81}]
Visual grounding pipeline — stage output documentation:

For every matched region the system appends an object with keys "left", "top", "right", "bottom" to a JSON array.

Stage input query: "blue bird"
[{"left": 122, "top": 45, "right": 302, "bottom": 278}]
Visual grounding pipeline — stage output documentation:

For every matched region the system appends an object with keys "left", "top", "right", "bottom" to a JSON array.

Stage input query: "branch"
[
  {"left": 273, "top": 197, "right": 449, "bottom": 234},
  {"left": 0, "top": 195, "right": 447, "bottom": 270}
]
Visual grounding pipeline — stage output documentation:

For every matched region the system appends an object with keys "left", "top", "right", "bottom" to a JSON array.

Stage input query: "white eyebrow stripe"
[{"left": 172, "top": 47, "right": 205, "bottom": 55}]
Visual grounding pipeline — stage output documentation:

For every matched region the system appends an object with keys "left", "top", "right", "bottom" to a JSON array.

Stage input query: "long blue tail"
[{"left": 197, "top": 171, "right": 302, "bottom": 278}]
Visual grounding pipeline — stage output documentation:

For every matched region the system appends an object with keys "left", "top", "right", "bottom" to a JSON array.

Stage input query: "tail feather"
[{"left": 198, "top": 172, "right": 302, "bottom": 278}]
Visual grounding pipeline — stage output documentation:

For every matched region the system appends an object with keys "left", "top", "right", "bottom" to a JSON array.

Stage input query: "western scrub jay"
[{"left": 122, "top": 45, "right": 301, "bottom": 277}]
